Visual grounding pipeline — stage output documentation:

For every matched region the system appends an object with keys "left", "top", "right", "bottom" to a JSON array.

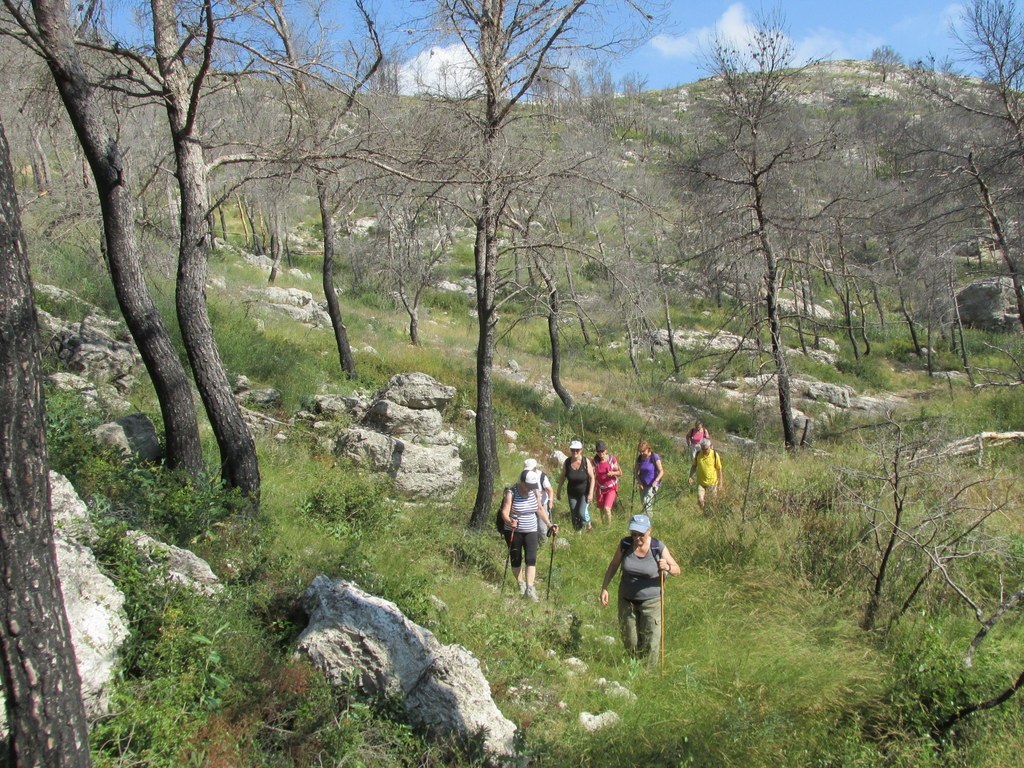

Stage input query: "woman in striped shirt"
[{"left": 500, "top": 469, "right": 558, "bottom": 601}]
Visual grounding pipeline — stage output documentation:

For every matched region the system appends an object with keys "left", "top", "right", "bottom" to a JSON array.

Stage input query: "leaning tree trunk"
[
  {"left": 31, "top": 0, "right": 203, "bottom": 477},
  {"left": 0, "top": 113, "right": 92, "bottom": 768},
  {"left": 536, "top": 257, "right": 573, "bottom": 409},
  {"left": 968, "top": 156, "right": 1024, "bottom": 332},
  {"left": 316, "top": 180, "right": 357, "bottom": 379},
  {"left": 152, "top": 0, "right": 260, "bottom": 505},
  {"left": 757, "top": 207, "right": 797, "bottom": 449}
]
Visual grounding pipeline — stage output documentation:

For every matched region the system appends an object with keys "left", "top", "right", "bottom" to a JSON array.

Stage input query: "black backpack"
[
  {"left": 619, "top": 535, "right": 664, "bottom": 563},
  {"left": 495, "top": 487, "right": 513, "bottom": 534}
]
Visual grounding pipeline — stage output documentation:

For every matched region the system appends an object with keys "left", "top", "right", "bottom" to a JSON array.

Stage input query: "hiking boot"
[
  {"left": 518, "top": 580, "right": 528, "bottom": 596},
  {"left": 525, "top": 585, "right": 539, "bottom": 602}
]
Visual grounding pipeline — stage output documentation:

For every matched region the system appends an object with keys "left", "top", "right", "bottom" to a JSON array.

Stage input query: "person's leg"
[
  {"left": 696, "top": 483, "right": 706, "bottom": 511},
  {"left": 522, "top": 532, "right": 540, "bottom": 600},
  {"left": 581, "top": 498, "right": 592, "bottom": 530},
  {"left": 568, "top": 495, "right": 581, "bottom": 530},
  {"left": 641, "top": 485, "right": 656, "bottom": 514},
  {"left": 510, "top": 532, "right": 526, "bottom": 594},
  {"left": 637, "top": 596, "right": 662, "bottom": 666},
  {"left": 617, "top": 595, "right": 639, "bottom": 656},
  {"left": 604, "top": 488, "right": 619, "bottom": 524}
]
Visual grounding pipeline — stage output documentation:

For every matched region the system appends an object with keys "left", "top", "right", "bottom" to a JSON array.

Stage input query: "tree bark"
[
  {"left": 0, "top": 112, "right": 92, "bottom": 768},
  {"left": 316, "top": 179, "right": 358, "bottom": 379},
  {"left": 151, "top": 0, "right": 260, "bottom": 504},
  {"left": 470, "top": 199, "right": 500, "bottom": 528},
  {"left": 536, "top": 257, "right": 574, "bottom": 409},
  {"left": 29, "top": 0, "right": 203, "bottom": 477}
]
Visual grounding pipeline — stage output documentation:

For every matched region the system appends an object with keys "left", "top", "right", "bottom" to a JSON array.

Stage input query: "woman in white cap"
[
  {"left": 556, "top": 439, "right": 595, "bottom": 531},
  {"left": 524, "top": 458, "right": 554, "bottom": 538},
  {"left": 500, "top": 468, "right": 558, "bottom": 601},
  {"left": 599, "top": 513, "right": 679, "bottom": 665}
]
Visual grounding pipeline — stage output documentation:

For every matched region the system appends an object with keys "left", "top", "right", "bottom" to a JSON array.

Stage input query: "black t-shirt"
[{"left": 564, "top": 456, "right": 591, "bottom": 496}]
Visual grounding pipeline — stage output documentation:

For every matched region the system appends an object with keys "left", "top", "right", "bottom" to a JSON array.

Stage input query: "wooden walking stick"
[{"left": 660, "top": 568, "right": 666, "bottom": 672}]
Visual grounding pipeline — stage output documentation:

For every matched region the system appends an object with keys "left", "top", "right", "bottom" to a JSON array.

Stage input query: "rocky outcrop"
[
  {"left": 37, "top": 305, "right": 140, "bottom": 391},
  {"left": 93, "top": 413, "right": 163, "bottom": 462},
  {"left": 956, "top": 278, "right": 1021, "bottom": 332},
  {"left": 49, "top": 473, "right": 130, "bottom": 721},
  {"left": 334, "top": 373, "right": 462, "bottom": 498},
  {"left": 247, "top": 286, "right": 333, "bottom": 328},
  {"left": 48, "top": 371, "right": 132, "bottom": 413},
  {"left": 126, "top": 532, "right": 223, "bottom": 597},
  {"left": 297, "top": 576, "right": 516, "bottom": 761}
]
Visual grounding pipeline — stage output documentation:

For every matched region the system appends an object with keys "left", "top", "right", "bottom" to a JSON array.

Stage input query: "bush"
[{"left": 298, "top": 471, "right": 398, "bottom": 540}]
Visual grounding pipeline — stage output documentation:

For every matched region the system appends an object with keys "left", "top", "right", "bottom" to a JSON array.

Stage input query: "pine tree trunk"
[
  {"left": 31, "top": 0, "right": 203, "bottom": 477},
  {"left": 0, "top": 110, "right": 92, "bottom": 768}
]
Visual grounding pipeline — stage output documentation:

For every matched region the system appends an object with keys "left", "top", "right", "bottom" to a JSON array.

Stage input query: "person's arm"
[
  {"left": 654, "top": 458, "right": 664, "bottom": 486},
  {"left": 556, "top": 464, "right": 566, "bottom": 499},
  {"left": 717, "top": 456, "right": 725, "bottom": 489},
  {"left": 536, "top": 488, "right": 558, "bottom": 533},
  {"left": 501, "top": 491, "right": 516, "bottom": 528},
  {"left": 599, "top": 546, "right": 624, "bottom": 606},
  {"left": 586, "top": 459, "right": 596, "bottom": 502},
  {"left": 657, "top": 545, "right": 680, "bottom": 576},
  {"left": 688, "top": 456, "right": 697, "bottom": 485}
]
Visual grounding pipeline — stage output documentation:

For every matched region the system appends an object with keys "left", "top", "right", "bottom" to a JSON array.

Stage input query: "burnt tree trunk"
[
  {"left": 316, "top": 180, "right": 357, "bottom": 379},
  {"left": 0, "top": 112, "right": 91, "bottom": 768},
  {"left": 30, "top": 0, "right": 203, "bottom": 477},
  {"left": 152, "top": 0, "right": 260, "bottom": 504}
]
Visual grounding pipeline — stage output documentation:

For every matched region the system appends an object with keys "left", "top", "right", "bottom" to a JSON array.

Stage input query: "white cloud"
[
  {"left": 398, "top": 44, "right": 481, "bottom": 97},
  {"left": 651, "top": 3, "right": 890, "bottom": 71}
]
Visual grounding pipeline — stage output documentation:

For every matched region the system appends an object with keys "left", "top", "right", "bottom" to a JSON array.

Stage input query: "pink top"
[{"left": 689, "top": 428, "right": 706, "bottom": 446}]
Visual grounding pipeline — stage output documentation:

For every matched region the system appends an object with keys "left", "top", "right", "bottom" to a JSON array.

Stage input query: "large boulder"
[
  {"left": 335, "top": 428, "right": 462, "bottom": 498},
  {"left": 363, "top": 399, "right": 443, "bottom": 439},
  {"left": 297, "top": 576, "right": 516, "bottom": 761},
  {"left": 377, "top": 373, "right": 456, "bottom": 410},
  {"left": 956, "top": 278, "right": 1021, "bottom": 332}
]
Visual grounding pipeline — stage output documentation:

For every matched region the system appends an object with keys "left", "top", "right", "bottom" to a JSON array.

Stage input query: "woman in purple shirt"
[{"left": 634, "top": 440, "right": 664, "bottom": 514}]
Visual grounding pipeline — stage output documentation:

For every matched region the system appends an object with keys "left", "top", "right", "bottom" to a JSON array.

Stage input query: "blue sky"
[
  {"left": 392, "top": 1, "right": 968, "bottom": 95},
  {"left": 619, "top": 1, "right": 966, "bottom": 88}
]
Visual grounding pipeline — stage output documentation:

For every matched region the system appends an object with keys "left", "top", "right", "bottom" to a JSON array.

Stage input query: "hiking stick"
[
  {"left": 660, "top": 568, "right": 666, "bottom": 673},
  {"left": 500, "top": 530, "right": 512, "bottom": 596},
  {"left": 545, "top": 528, "right": 556, "bottom": 601}
]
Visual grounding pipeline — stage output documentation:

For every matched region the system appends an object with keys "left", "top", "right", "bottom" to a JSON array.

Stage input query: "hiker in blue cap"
[{"left": 599, "top": 513, "right": 679, "bottom": 665}]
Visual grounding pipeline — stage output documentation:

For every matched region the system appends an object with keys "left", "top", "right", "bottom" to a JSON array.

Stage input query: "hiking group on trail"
[{"left": 498, "top": 431, "right": 722, "bottom": 664}]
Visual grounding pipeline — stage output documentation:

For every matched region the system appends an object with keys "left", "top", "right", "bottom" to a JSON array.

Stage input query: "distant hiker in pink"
[
  {"left": 687, "top": 420, "right": 710, "bottom": 460},
  {"left": 593, "top": 440, "right": 622, "bottom": 525}
]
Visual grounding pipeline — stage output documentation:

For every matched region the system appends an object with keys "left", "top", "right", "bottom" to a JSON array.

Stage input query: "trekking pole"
[
  {"left": 545, "top": 527, "right": 557, "bottom": 601},
  {"left": 500, "top": 531, "right": 512, "bottom": 596},
  {"left": 660, "top": 568, "right": 666, "bottom": 673}
]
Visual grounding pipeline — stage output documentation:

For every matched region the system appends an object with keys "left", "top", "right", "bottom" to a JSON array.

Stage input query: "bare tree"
[
  {"left": 0, "top": 112, "right": 91, "bottom": 768},
  {"left": 2, "top": 0, "right": 205, "bottom": 477},
  {"left": 147, "top": 0, "right": 260, "bottom": 503},
  {"left": 420, "top": 0, "right": 656, "bottom": 527},
  {"left": 681, "top": 13, "right": 835, "bottom": 448},
  {"left": 870, "top": 44, "right": 902, "bottom": 83}
]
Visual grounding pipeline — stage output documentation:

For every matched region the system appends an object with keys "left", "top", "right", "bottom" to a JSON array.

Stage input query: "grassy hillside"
[{"left": 30, "top": 216, "right": 1024, "bottom": 767}]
